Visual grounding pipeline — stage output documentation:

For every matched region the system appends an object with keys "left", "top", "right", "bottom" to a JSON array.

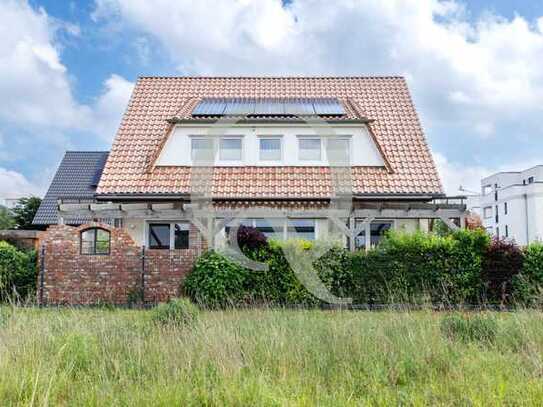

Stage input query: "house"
[
  {"left": 479, "top": 166, "right": 543, "bottom": 245},
  {"left": 35, "top": 76, "right": 466, "bottom": 305}
]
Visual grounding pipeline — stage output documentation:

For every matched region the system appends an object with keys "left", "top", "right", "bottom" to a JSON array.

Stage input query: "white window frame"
[
  {"left": 326, "top": 136, "right": 352, "bottom": 164},
  {"left": 297, "top": 136, "right": 322, "bottom": 162},
  {"left": 219, "top": 136, "right": 243, "bottom": 162},
  {"left": 222, "top": 218, "right": 320, "bottom": 241},
  {"left": 190, "top": 136, "right": 215, "bottom": 163},
  {"left": 258, "top": 135, "right": 283, "bottom": 162}
]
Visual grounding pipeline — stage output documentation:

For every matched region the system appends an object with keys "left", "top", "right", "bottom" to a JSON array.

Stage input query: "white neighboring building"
[
  {"left": 0, "top": 198, "right": 22, "bottom": 210},
  {"left": 480, "top": 166, "right": 543, "bottom": 245}
]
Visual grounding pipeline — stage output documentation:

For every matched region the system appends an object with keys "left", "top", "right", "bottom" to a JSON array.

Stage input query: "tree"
[
  {"left": 0, "top": 205, "right": 15, "bottom": 230},
  {"left": 12, "top": 197, "right": 42, "bottom": 230}
]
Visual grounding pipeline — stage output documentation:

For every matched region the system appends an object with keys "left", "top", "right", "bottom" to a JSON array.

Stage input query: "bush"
[
  {"left": 184, "top": 251, "right": 248, "bottom": 307},
  {"left": 482, "top": 238, "right": 524, "bottom": 304},
  {"left": 351, "top": 229, "right": 489, "bottom": 304},
  {"left": 151, "top": 298, "right": 200, "bottom": 326},
  {"left": 233, "top": 225, "right": 268, "bottom": 254},
  {"left": 512, "top": 242, "right": 543, "bottom": 305},
  {"left": 440, "top": 313, "right": 498, "bottom": 343},
  {"left": 0, "top": 241, "right": 37, "bottom": 302}
]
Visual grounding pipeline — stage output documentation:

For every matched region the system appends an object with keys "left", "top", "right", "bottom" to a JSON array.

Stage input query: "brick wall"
[{"left": 39, "top": 222, "right": 202, "bottom": 305}]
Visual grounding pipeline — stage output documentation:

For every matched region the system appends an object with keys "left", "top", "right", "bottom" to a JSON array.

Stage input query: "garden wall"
[{"left": 39, "top": 223, "right": 202, "bottom": 305}]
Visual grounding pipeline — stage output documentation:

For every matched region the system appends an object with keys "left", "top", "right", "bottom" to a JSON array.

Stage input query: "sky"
[{"left": 2, "top": 0, "right": 543, "bottom": 198}]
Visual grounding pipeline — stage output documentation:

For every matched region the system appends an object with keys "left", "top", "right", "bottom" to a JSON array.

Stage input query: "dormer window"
[
  {"left": 298, "top": 137, "right": 321, "bottom": 161},
  {"left": 259, "top": 137, "right": 282, "bottom": 161},
  {"left": 327, "top": 137, "right": 351, "bottom": 164},
  {"left": 191, "top": 137, "right": 213, "bottom": 161},
  {"left": 219, "top": 137, "right": 242, "bottom": 161}
]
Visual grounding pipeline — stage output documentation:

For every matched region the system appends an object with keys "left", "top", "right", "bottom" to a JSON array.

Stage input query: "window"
[
  {"left": 148, "top": 222, "right": 190, "bottom": 250},
  {"left": 148, "top": 224, "right": 170, "bottom": 250},
  {"left": 191, "top": 137, "right": 214, "bottom": 161},
  {"left": 482, "top": 185, "right": 492, "bottom": 195},
  {"left": 504, "top": 202, "right": 508, "bottom": 215},
  {"left": 354, "top": 220, "right": 393, "bottom": 249},
  {"left": 505, "top": 225, "right": 509, "bottom": 238},
  {"left": 254, "top": 218, "right": 283, "bottom": 239},
  {"left": 174, "top": 223, "right": 190, "bottom": 249},
  {"left": 327, "top": 138, "right": 350, "bottom": 164},
  {"left": 495, "top": 205, "right": 499, "bottom": 223},
  {"left": 259, "top": 138, "right": 282, "bottom": 161},
  {"left": 496, "top": 227, "right": 500, "bottom": 238},
  {"left": 81, "top": 228, "right": 110, "bottom": 255},
  {"left": 219, "top": 137, "right": 242, "bottom": 161},
  {"left": 483, "top": 206, "right": 492, "bottom": 219},
  {"left": 528, "top": 176, "right": 535, "bottom": 184},
  {"left": 298, "top": 138, "right": 321, "bottom": 161},
  {"left": 494, "top": 191, "right": 498, "bottom": 201},
  {"left": 287, "top": 219, "right": 316, "bottom": 240}
]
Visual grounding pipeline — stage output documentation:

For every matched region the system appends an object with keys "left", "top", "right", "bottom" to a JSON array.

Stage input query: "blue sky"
[{"left": 2, "top": 0, "right": 543, "bottom": 197}]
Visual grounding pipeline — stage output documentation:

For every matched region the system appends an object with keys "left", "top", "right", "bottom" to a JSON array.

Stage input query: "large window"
[
  {"left": 287, "top": 219, "right": 316, "bottom": 240},
  {"left": 225, "top": 218, "right": 284, "bottom": 240},
  {"left": 81, "top": 228, "right": 110, "bottom": 255},
  {"left": 219, "top": 137, "right": 242, "bottom": 161},
  {"left": 148, "top": 222, "right": 190, "bottom": 250},
  {"left": 191, "top": 137, "right": 214, "bottom": 161},
  {"left": 259, "top": 138, "right": 282, "bottom": 161},
  {"left": 298, "top": 138, "right": 321, "bottom": 161},
  {"left": 354, "top": 220, "right": 393, "bottom": 249},
  {"left": 327, "top": 137, "right": 350, "bottom": 164}
]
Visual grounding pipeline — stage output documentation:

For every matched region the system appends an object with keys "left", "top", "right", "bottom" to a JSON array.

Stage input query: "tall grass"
[{"left": 1, "top": 306, "right": 543, "bottom": 405}]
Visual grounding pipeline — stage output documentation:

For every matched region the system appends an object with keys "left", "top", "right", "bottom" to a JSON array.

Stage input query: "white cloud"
[
  {"left": 91, "top": 74, "right": 134, "bottom": 141},
  {"left": 88, "top": 0, "right": 543, "bottom": 200},
  {"left": 0, "top": 0, "right": 90, "bottom": 129},
  {"left": 0, "top": 0, "right": 133, "bottom": 140},
  {"left": 0, "top": 167, "right": 43, "bottom": 198},
  {"left": 91, "top": 0, "right": 543, "bottom": 164}
]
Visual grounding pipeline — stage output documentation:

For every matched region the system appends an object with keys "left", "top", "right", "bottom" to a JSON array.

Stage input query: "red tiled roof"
[{"left": 97, "top": 76, "right": 443, "bottom": 198}]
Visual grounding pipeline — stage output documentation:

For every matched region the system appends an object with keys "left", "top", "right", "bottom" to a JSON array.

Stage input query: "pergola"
[{"left": 58, "top": 198, "right": 467, "bottom": 251}]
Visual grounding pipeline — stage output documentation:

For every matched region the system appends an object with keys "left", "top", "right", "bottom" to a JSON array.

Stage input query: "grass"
[{"left": 1, "top": 306, "right": 543, "bottom": 406}]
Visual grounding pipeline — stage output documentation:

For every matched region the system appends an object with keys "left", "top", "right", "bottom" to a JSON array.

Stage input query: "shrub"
[
  {"left": 0, "top": 241, "right": 37, "bottom": 302},
  {"left": 440, "top": 313, "right": 498, "bottom": 344},
  {"left": 482, "top": 238, "right": 524, "bottom": 304},
  {"left": 350, "top": 229, "right": 490, "bottom": 304},
  {"left": 512, "top": 242, "right": 543, "bottom": 305},
  {"left": 184, "top": 251, "right": 248, "bottom": 307},
  {"left": 151, "top": 298, "right": 200, "bottom": 326},
  {"left": 233, "top": 225, "right": 268, "bottom": 254}
]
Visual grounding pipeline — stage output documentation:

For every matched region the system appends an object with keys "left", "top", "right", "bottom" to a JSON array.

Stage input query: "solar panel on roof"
[
  {"left": 253, "top": 98, "right": 285, "bottom": 115},
  {"left": 224, "top": 98, "right": 256, "bottom": 115},
  {"left": 192, "top": 99, "right": 227, "bottom": 115},
  {"left": 313, "top": 98, "right": 345, "bottom": 115},
  {"left": 284, "top": 98, "right": 316, "bottom": 115},
  {"left": 192, "top": 98, "right": 345, "bottom": 117}
]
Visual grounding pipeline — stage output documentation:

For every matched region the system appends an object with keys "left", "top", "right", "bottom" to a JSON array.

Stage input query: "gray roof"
[{"left": 33, "top": 151, "right": 109, "bottom": 225}]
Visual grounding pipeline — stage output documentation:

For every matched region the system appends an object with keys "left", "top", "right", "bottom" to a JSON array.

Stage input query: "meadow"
[{"left": 1, "top": 306, "right": 543, "bottom": 406}]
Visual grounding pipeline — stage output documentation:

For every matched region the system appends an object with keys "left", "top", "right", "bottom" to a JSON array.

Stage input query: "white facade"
[
  {"left": 156, "top": 124, "right": 385, "bottom": 167},
  {"left": 0, "top": 198, "right": 22, "bottom": 210},
  {"left": 480, "top": 166, "right": 543, "bottom": 245}
]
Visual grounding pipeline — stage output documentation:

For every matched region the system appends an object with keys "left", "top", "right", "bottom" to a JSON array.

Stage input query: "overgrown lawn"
[{"left": 1, "top": 307, "right": 543, "bottom": 405}]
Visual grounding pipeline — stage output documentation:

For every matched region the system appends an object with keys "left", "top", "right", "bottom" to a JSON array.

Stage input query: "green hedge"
[
  {"left": 513, "top": 242, "right": 543, "bottom": 306},
  {"left": 0, "top": 241, "right": 38, "bottom": 302},
  {"left": 184, "top": 229, "right": 543, "bottom": 307}
]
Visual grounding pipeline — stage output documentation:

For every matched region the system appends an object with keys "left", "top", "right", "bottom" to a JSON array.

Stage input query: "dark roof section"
[
  {"left": 192, "top": 97, "right": 345, "bottom": 117},
  {"left": 32, "top": 151, "right": 109, "bottom": 225}
]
